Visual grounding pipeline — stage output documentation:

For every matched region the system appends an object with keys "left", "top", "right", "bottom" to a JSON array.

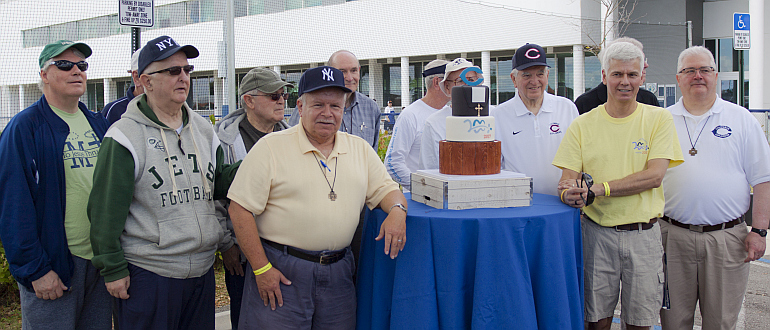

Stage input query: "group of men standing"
[
  {"left": 385, "top": 39, "right": 768, "bottom": 330},
  {"left": 0, "top": 37, "right": 405, "bottom": 330},
  {"left": 0, "top": 32, "right": 767, "bottom": 330}
]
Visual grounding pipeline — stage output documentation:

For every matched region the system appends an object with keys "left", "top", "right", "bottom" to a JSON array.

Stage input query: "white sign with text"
[{"left": 119, "top": 0, "right": 154, "bottom": 27}]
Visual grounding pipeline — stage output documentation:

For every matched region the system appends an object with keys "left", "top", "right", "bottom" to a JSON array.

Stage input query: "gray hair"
[
  {"left": 511, "top": 66, "right": 550, "bottom": 77},
  {"left": 423, "top": 59, "right": 448, "bottom": 90},
  {"left": 676, "top": 46, "right": 716, "bottom": 73},
  {"left": 600, "top": 41, "right": 644, "bottom": 72},
  {"left": 37, "top": 48, "right": 87, "bottom": 92}
]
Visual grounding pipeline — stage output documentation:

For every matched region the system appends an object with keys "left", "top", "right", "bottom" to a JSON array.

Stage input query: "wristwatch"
[
  {"left": 388, "top": 203, "right": 408, "bottom": 214},
  {"left": 751, "top": 227, "right": 768, "bottom": 237}
]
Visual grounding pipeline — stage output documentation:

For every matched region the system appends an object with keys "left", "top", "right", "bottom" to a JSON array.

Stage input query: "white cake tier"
[{"left": 445, "top": 116, "right": 495, "bottom": 142}]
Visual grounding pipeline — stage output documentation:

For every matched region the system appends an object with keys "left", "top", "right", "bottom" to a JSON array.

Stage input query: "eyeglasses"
[
  {"left": 250, "top": 92, "right": 289, "bottom": 101},
  {"left": 577, "top": 172, "right": 595, "bottom": 206},
  {"left": 146, "top": 65, "right": 194, "bottom": 76},
  {"left": 447, "top": 76, "right": 480, "bottom": 86},
  {"left": 678, "top": 66, "right": 715, "bottom": 77},
  {"left": 49, "top": 60, "right": 88, "bottom": 72}
]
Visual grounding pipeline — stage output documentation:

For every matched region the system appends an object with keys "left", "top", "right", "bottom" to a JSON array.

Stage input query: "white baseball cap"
[
  {"left": 440, "top": 58, "right": 475, "bottom": 86},
  {"left": 128, "top": 47, "right": 142, "bottom": 73}
]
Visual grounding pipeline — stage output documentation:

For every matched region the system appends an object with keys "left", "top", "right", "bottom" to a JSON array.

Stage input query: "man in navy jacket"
[{"left": 0, "top": 40, "right": 111, "bottom": 328}]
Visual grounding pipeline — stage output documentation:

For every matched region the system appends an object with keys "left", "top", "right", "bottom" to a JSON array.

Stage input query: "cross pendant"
[
  {"left": 475, "top": 104, "right": 483, "bottom": 116},
  {"left": 689, "top": 148, "right": 697, "bottom": 156},
  {"left": 329, "top": 191, "right": 337, "bottom": 201}
]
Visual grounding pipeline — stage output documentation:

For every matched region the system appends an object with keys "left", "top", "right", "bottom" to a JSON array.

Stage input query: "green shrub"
[
  {"left": 378, "top": 133, "right": 391, "bottom": 162},
  {"left": 0, "top": 242, "right": 17, "bottom": 289}
]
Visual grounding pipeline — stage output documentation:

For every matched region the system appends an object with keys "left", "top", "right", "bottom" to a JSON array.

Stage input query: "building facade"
[{"left": 0, "top": 0, "right": 766, "bottom": 130}]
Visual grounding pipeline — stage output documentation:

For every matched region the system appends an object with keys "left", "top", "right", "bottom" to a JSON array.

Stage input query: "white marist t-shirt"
[
  {"left": 492, "top": 93, "right": 578, "bottom": 195},
  {"left": 384, "top": 100, "right": 446, "bottom": 190},
  {"left": 419, "top": 106, "right": 452, "bottom": 170},
  {"left": 662, "top": 96, "right": 770, "bottom": 225}
]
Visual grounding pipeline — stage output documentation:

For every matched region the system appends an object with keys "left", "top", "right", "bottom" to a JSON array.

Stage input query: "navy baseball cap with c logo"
[
  {"left": 298, "top": 66, "right": 352, "bottom": 97},
  {"left": 512, "top": 43, "right": 550, "bottom": 71}
]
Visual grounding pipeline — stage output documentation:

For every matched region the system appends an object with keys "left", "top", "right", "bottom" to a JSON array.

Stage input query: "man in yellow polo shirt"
[
  {"left": 227, "top": 66, "right": 408, "bottom": 329},
  {"left": 552, "top": 41, "right": 683, "bottom": 330}
]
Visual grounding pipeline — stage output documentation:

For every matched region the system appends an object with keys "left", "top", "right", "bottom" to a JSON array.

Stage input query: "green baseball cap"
[
  {"left": 39, "top": 40, "right": 92, "bottom": 69},
  {"left": 238, "top": 68, "right": 294, "bottom": 97}
]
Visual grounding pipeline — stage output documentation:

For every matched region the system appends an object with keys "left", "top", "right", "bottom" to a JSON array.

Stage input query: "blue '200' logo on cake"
[{"left": 464, "top": 118, "right": 493, "bottom": 134}]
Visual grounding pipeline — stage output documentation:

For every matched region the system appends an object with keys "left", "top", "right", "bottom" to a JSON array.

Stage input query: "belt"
[
  {"left": 584, "top": 214, "right": 658, "bottom": 231},
  {"left": 262, "top": 239, "right": 347, "bottom": 265},
  {"left": 661, "top": 215, "right": 744, "bottom": 233}
]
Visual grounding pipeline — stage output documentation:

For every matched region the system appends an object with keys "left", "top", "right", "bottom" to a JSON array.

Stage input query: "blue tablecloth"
[{"left": 356, "top": 193, "right": 583, "bottom": 329}]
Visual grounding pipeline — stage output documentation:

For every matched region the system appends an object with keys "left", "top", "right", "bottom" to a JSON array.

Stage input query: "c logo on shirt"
[
  {"left": 712, "top": 125, "right": 732, "bottom": 138},
  {"left": 632, "top": 138, "right": 649, "bottom": 154},
  {"left": 549, "top": 123, "right": 561, "bottom": 134}
]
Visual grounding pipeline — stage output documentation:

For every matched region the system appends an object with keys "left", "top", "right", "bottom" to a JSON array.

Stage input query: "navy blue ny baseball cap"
[
  {"left": 512, "top": 43, "right": 550, "bottom": 71},
  {"left": 138, "top": 36, "right": 199, "bottom": 75},
  {"left": 298, "top": 66, "right": 352, "bottom": 97}
]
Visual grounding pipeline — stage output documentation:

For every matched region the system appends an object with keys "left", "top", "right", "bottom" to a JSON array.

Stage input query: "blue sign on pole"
[
  {"left": 734, "top": 13, "right": 750, "bottom": 50},
  {"left": 734, "top": 13, "right": 750, "bottom": 31}
]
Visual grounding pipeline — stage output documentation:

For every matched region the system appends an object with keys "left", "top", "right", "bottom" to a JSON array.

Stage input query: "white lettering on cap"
[
  {"left": 525, "top": 48, "right": 541, "bottom": 59},
  {"left": 322, "top": 68, "right": 334, "bottom": 81},
  {"left": 156, "top": 38, "right": 176, "bottom": 51}
]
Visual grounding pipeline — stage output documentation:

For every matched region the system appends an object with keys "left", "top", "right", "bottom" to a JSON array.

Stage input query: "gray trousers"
[
  {"left": 239, "top": 242, "right": 356, "bottom": 330},
  {"left": 18, "top": 255, "right": 112, "bottom": 330}
]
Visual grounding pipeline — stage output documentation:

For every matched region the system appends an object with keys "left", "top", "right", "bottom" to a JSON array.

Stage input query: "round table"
[{"left": 356, "top": 193, "right": 583, "bottom": 329}]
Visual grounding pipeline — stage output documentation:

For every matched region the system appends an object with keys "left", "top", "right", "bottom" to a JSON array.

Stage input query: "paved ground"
[{"left": 215, "top": 237, "right": 770, "bottom": 330}]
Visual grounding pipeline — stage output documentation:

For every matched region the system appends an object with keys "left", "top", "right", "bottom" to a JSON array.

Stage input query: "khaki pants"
[{"left": 660, "top": 220, "right": 750, "bottom": 330}]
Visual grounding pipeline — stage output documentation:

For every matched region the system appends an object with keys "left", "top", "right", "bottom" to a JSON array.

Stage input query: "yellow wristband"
[
  {"left": 560, "top": 189, "right": 568, "bottom": 203},
  {"left": 603, "top": 182, "right": 610, "bottom": 197},
  {"left": 253, "top": 262, "right": 272, "bottom": 276}
]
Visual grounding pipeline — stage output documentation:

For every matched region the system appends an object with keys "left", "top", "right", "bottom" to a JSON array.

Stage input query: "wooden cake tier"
[{"left": 439, "top": 140, "right": 501, "bottom": 175}]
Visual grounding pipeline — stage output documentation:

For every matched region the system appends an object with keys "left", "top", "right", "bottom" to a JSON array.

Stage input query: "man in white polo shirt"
[
  {"left": 419, "top": 58, "right": 482, "bottom": 170},
  {"left": 492, "top": 43, "right": 578, "bottom": 195},
  {"left": 384, "top": 59, "right": 448, "bottom": 190},
  {"left": 660, "top": 46, "right": 769, "bottom": 330}
]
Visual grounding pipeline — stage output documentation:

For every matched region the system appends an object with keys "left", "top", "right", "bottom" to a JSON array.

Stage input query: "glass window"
[
  {"left": 546, "top": 55, "right": 556, "bottom": 92},
  {"left": 283, "top": 70, "right": 302, "bottom": 109},
  {"left": 286, "top": 0, "right": 302, "bottom": 11},
  {"left": 187, "top": 0, "right": 200, "bottom": 24},
  {"left": 86, "top": 82, "right": 105, "bottom": 112},
  {"left": 410, "top": 63, "right": 422, "bottom": 106},
  {"left": 719, "top": 38, "right": 733, "bottom": 72},
  {"left": 721, "top": 80, "right": 737, "bottom": 104},
  {"left": 557, "top": 54, "right": 574, "bottom": 100},
  {"left": 306, "top": 0, "right": 323, "bottom": 7},
  {"left": 201, "top": 0, "right": 224, "bottom": 21},
  {"left": 235, "top": 0, "right": 248, "bottom": 17},
  {"left": 704, "top": 39, "right": 717, "bottom": 61},
  {"left": 248, "top": 0, "right": 265, "bottom": 15},
  {"left": 358, "top": 65, "right": 369, "bottom": 97},
  {"left": 583, "top": 54, "right": 601, "bottom": 93},
  {"left": 497, "top": 58, "right": 515, "bottom": 104}
]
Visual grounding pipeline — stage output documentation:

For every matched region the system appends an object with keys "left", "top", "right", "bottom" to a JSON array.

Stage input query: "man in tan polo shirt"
[{"left": 227, "top": 66, "right": 408, "bottom": 329}]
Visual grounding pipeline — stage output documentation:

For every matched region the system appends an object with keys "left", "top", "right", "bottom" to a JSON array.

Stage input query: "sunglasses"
[
  {"left": 251, "top": 92, "right": 289, "bottom": 101},
  {"left": 49, "top": 60, "right": 88, "bottom": 72},
  {"left": 576, "top": 172, "right": 595, "bottom": 206},
  {"left": 146, "top": 65, "right": 194, "bottom": 76}
]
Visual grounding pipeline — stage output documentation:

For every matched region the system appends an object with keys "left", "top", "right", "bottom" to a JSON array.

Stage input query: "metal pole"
[
  {"left": 131, "top": 27, "right": 141, "bottom": 53},
  {"left": 225, "top": 0, "right": 236, "bottom": 117},
  {"left": 739, "top": 50, "right": 745, "bottom": 108},
  {"left": 686, "top": 21, "right": 692, "bottom": 48}
]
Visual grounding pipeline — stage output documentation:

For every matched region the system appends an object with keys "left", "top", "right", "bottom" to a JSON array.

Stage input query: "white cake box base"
[{"left": 410, "top": 170, "right": 532, "bottom": 210}]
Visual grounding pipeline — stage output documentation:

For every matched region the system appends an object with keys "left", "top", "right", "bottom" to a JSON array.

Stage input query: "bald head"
[{"left": 328, "top": 50, "right": 360, "bottom": 92}]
